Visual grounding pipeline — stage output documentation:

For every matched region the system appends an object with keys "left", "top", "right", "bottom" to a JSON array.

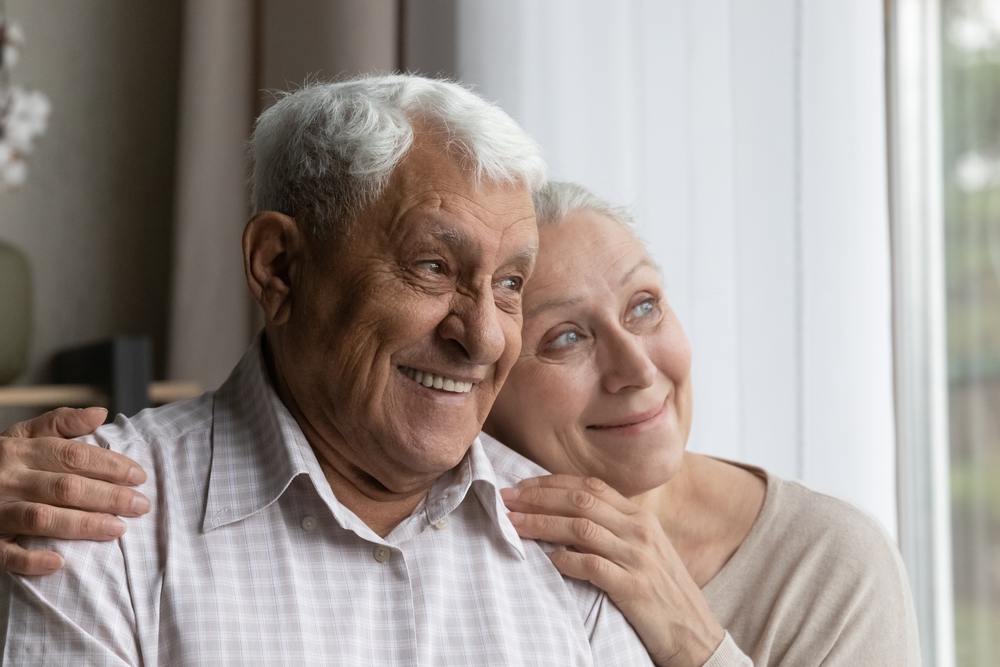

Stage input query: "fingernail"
[
  {"left": 42, "top": 553, "right": 64, "bottom": 572},
  {"left": 517, "top": 477, "right": 540, "bottom": 488},
  {"left": 104, "top": 517, "right": 127, "bottom": 537},
  {"left": 500, "top": 488, "right": 519, "bottom": 501},
  {"left": 130, "top": 494, "right": 150, "bottom": 514},
  {"left": 507, "top": 512, "right": 524, "bottom": 526},
  {"left": 127, "top": 466, "right": 146, "bottom": 485}
]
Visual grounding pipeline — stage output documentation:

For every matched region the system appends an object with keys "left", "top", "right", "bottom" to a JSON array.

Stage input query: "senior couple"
[{"left": 0, "top": 75, "right": 919, "bottom": 665}]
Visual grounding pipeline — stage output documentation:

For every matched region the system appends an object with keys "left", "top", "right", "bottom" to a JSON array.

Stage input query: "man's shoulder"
[
  {"left": 82, "top": 391, "right": 216, "bottom": 460},
  {"left": 477, "top": 431, "right": 550, "bottom": 486}
]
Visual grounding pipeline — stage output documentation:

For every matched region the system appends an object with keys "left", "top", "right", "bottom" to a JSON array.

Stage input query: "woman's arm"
[
  {"left": 501, "top": 474, "right": 746, "bottom": 667},
  {"left": 0, "top": 407, "right": 149, "bottom": 575}
]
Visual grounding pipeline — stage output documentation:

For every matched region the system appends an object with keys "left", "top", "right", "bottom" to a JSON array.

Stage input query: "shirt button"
[
  {"left": 373, "top": 545, "right": 391, "bottom": 563},
  {"left": 433, "top": 518, "right": 448, "bottom": 530},
  {"left": 301, "top": 516, "right": 317, "bottom": 531}
]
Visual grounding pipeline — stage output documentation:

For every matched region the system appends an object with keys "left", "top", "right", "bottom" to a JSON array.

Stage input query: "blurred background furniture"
[{"left": 0, "top": 336, "right": 200, "bottom": 419}]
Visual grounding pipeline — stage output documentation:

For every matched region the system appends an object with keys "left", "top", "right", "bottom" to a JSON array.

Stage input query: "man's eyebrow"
[
  {"left": 507, "top": 245, "right": 538, "bottom": 266},
  {"left": 431, "top": 226, "right": 476, "bottom": 251},
  {"left": 431, "top": 226, "right": 537, "bottom": 265}
]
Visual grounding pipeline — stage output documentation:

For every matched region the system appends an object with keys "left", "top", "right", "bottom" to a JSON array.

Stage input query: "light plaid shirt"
[{"left": 1, "top": 339, "right": 653, "bottom": 666}]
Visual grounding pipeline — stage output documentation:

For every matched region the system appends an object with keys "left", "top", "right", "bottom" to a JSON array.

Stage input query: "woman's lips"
[{"left": 587, "top": 401, "right": 667, "bottom": 430}]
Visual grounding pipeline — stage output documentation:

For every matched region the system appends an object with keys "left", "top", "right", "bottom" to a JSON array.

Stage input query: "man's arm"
[
  {"left": 1, "top": 529, "right": 140, "bottom": 665},
  {"left": 0, "top": 408, "right": 150, "bottom": 575}
]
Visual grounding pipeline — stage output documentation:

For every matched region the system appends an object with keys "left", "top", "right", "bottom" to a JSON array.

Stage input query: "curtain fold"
[
  {"left": 166, "top": 0, "right": 398, "bottom": 390},
  {"left": 167, "top": 0, "right": 256, "bottom": 389}
]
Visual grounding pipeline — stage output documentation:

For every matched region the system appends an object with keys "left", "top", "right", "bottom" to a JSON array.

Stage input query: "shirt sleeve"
[
  {"left": 0, "top": 535, "right": 140, "bottom": 666},
  {"left": 562, "top": 576, "right": 656, "bottom": 666}
]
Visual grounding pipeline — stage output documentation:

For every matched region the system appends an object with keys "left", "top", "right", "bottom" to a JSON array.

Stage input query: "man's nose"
[
  {"left": 438, "top": 289, "right": 507, "bottom": 366},
  {"left": 599, "top": 329, "right": 657, "bottom": 394}
]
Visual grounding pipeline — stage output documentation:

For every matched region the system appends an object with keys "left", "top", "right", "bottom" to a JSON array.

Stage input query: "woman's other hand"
[
  {"left": 501, "top": 474, "right": 725, "bottom": 667},
  {"left": 0, "top": 407, "right": 149, "bottom": 575}
]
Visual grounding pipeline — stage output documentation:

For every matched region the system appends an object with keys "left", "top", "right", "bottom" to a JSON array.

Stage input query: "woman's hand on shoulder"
[
  {"left": 0, "top": 407, "right": 150, "bottom": 575},
  {"left": 501, "top": 474, "right": 725, "bottom": 667}
]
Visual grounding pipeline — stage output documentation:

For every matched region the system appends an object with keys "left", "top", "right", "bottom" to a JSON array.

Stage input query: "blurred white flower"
[
  {"left": 1, "top": 158, "right": 26, "bottom": 189},
  {"left": 0, "top": 19, "right": 50, "bottom": 191},
  {"left": 3, "top": 44, "right": 18, "bottom": 69},
  {"left": 5, "top": 22, "right": 24, "bottom": 48}
]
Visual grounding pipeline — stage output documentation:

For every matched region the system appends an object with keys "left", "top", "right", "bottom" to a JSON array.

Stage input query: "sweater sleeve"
[{"left": 703, "top": 632, "right": 753, "bottom": 667}]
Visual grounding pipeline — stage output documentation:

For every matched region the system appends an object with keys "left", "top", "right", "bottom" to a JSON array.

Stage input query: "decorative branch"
[{"left": 0, "top": 0, "right": 49, "bottom": 191}]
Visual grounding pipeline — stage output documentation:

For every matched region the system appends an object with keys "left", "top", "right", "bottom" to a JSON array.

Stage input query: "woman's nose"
[{"left": 599, "top": 330, "right": 657, "bottom": 394}]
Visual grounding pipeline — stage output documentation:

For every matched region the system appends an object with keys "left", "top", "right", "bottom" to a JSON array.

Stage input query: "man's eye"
[
  {"left": 549, "top": 330, "right": 581, "bottom": 349},
  {"left": 417, "top": 260, "right": 444, "bottom": 274},
  {"left": 496, "top": 276, "right": 523, "bottom": 292}
]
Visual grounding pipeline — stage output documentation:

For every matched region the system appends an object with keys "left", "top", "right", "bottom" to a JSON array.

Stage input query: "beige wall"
[
  {"left": 0, "top": 0, "right": 400, "bottom": 427},
  {"left": 260, "top": 0, "right": 397, "bottom": 95},
  {"left": 0, "top": 1, "right": 182, "bottom": 424}
]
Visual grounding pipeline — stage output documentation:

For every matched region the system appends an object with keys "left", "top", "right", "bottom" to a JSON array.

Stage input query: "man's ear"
[{"left": 243, "top": 211, "right": 302, "bottom": 326}]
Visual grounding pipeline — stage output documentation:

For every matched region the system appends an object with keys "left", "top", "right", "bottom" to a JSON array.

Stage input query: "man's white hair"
[
  {"left": 531, "top": 181, "right": 634, "bottom": 229},
  {"left": 250, "top": 74, "right": 547, "bottom": 237}
]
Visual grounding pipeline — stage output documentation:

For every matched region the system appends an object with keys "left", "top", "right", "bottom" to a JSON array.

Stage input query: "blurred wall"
[{"left": 0, "top": 0, "right": 183, "bottom": 425}]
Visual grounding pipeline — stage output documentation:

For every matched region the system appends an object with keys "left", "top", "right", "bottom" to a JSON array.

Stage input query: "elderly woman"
[{"left": 0, "top": 182, "right": 919, "bottom": 666}]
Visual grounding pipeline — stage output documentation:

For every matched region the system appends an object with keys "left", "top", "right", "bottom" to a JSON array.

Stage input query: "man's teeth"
[{"left": 401, "top": 367, "right": 474, "bottom": 393}]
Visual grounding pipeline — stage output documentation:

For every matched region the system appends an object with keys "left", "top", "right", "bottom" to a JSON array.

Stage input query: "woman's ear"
[{"left": 243, "top": 211, "right": 302, "bottom": 325}]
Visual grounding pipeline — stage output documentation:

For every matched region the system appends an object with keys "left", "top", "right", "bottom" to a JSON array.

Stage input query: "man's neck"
[
  {"left": 314, "top": 455, "right": 429, "bottom": 537},
  {"left": 262, "top": 335, "right": 436, "bottom": 537}
]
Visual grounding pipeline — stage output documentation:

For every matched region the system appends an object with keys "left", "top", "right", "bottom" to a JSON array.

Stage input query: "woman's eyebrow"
[
  {"left": 525, "top": 296, "right": 583, "bottom": 319},
  {"left": 619, "top": 259, "right": 658, "bottom": 287}
]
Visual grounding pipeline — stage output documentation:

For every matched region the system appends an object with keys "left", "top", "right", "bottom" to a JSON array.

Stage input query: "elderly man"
[{"left": 0, "top": 75, "right": 653, "bottom": 665}]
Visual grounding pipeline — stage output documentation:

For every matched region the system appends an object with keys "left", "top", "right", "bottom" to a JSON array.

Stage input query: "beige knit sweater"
[{"left": 698, "top": 466, "right": 921, "bottom": 667}]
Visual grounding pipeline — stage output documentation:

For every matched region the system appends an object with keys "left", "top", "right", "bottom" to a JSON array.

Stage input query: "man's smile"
[{"left": 398, "top": 365, "right": 476, "bottom": 393}]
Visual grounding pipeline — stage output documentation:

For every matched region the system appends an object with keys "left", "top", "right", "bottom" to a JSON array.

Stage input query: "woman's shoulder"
[
  {"left": 705, "top": 467, "right": 921, "bottom": 666},
  {"left": 762, "top": 474, "right": 900, "bottom": 570}
]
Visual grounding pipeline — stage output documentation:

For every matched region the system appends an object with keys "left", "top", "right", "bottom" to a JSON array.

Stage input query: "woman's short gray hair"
[
  {"left": 531, "top": 181, "right": 634, "bottom": 229},
  {"left": 250, "top": 74, "right": 548, "bottom": 237}
]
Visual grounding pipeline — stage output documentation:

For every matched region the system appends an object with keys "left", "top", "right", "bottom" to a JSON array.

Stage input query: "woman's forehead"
[{"left": 524, "top": 214, "right": 659, "bottom": 315}]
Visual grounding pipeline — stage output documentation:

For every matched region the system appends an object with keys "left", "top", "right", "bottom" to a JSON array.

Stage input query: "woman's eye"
[
  {"left": 549, "top": 330, "right": 581, "bottom": 348},
  {"left": 630, "top": 298, "right": 656, "bottom": 319}
]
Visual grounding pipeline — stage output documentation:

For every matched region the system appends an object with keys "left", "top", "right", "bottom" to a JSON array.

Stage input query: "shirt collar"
[
  {"left": 202, "top": 334, "right": 526, "bottom": 558},
  {"left": 203, "top": 333, "right": 315, "bottom": 532}
]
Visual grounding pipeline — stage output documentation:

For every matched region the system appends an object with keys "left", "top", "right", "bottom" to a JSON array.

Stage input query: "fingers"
[
  {"left": 2, "top": 435, "right": 146, "bottom": 487},
  {"left": 501, "top": 482, "right": 640, "bottom": 542},
  {"left": 1, "top": 407, "right": 108, "bottom": 439},
  {"left": 13, "top": 469, "right": 150, "bottom": 516},
  {"left": 504, "top": 499, "right": 625, "bottom": 562},
  {"left": 0, "top": 502, "right": 127, "bottom": 541},
  {"left": 547, "top": 548, "right": 626, "bottom": 593},
  {"left": 0, "top": 536, "right": 65, "bottom": 576},
  {"left": 516, "top": 474, "right": 638, "bottom": 514}
]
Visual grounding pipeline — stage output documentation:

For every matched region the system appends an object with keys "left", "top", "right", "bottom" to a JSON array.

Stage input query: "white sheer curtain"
[{"left": 406, "top": 0, "right": 898, "bottom": 536}]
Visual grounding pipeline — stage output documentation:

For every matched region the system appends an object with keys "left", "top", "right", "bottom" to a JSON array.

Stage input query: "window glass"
[{"left": 942, "top": 1, "right": 1000, "bottom": 662}]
